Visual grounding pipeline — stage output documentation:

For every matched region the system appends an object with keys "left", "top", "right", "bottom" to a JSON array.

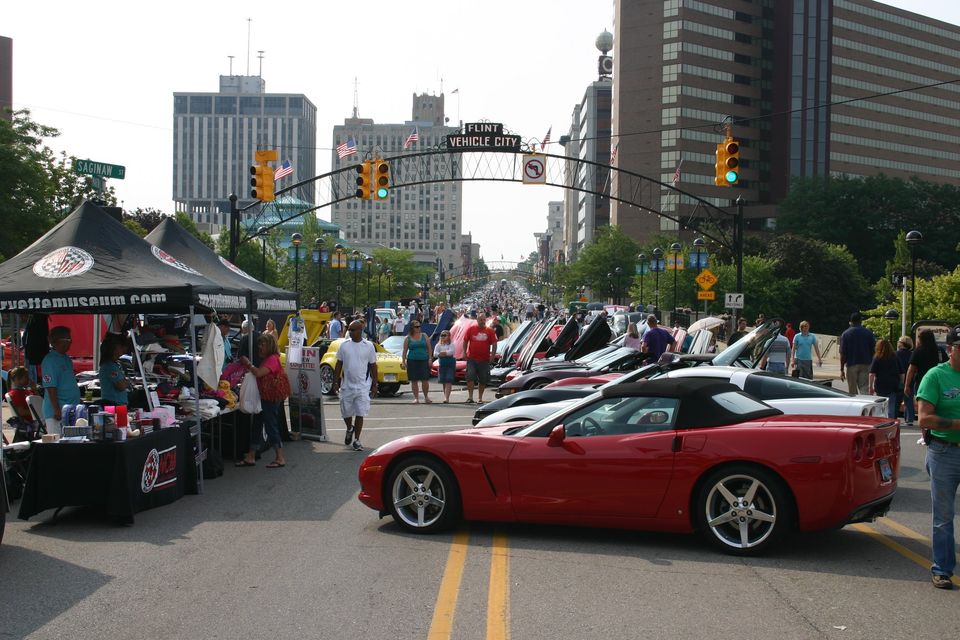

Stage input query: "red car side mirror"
[{"left": 547, "top": 424, "right": 566, "bottom": 447}]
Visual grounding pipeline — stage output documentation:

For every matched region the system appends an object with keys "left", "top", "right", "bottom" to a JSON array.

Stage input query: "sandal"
[
  {"left": 424, "top": 398, "right": 433, "bottom": 404},
  {"left": 465, "top": 399, "right": 475, "bottom": 404},
  {"left": 235, "top": 460, "right": 256, "bottom": 467},
  {"left": 266, "top": 461, "right": 286, "bottom": 468}
]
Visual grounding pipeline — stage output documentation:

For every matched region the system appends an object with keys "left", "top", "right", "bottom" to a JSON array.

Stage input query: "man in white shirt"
[
  {"left": 333, "top": 321, "right": 378, "bottom": 451},
  {"left": 392, "top": 314, "right": 405, "bottom": 336}
]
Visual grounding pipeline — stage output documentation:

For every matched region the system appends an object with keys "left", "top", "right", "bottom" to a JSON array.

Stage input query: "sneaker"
[
  {"left": 344, "top": 426, "right": 354, "bottom": 445},
  {"left": 932, "top": 574, "right": 953, "bottom": 589},
  {"left": 352, "top": 440, "right": 364, "bottom": 452}
]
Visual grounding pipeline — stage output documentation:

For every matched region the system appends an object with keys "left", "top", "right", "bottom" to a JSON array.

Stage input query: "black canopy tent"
[
  {"left": 0, "top": 201, "right": 251, "bottom": 493},
  {"left": 144, "top": 218, "right": 297, "bottom": 315},
  {"left": 0, "top": 201, "right": 248, "bottom": 313}
]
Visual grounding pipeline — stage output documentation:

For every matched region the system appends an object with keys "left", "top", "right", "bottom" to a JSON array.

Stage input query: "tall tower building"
[
  {"left": 173, "top": 75, "right": 317, "bottom": 233},
  {"left": 0, "top": 36, "right": 11, "bottom": 122},
  {"left": 330, "top": 93, "right": 462, "bottom": 273},
  {"left": 611, "top": 0, "right": 960, "bottom": 245},
  {"left": 560, "top": 30, "right": 614, "bottom": 262}
]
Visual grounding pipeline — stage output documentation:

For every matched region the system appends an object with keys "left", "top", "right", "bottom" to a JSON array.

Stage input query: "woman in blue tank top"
[{"left": 402, "top": 321, "right": 433, "bottom": 403}]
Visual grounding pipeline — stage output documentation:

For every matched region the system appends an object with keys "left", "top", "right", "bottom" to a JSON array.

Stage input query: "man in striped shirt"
[{"left": 760, "top": 332, "right": 791, "bottom": 375}]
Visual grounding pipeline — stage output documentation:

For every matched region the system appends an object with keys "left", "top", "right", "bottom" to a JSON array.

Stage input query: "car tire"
[
  {"left": 318, "top": 364, "right": 336, "bottom": 395},
  {"left": 694, "top": 464, "right": 793, "bottom": 556},
  {"left": 379, "top": 383, "right": 401, "bottom": 396},
  {"left": 386, "top": 456, "right": 461, "bottom": 534},
  {"left": 528, "top": 379, "right": 552, "bottom": 390}
]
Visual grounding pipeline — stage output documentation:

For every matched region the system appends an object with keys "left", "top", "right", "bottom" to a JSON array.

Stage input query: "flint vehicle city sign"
[{"left": 446, "top": 122, "right": 521, "bottom": 151}]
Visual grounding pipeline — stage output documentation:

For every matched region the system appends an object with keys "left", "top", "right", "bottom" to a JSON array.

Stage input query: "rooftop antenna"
[
  {"left": 352, "top": 77, "right": 360, "bottom": 118},
  {"left": 228, "top": 55, "right": 234, "bottom": 75},
  {"left": 246, "top": 18, "right": 252, "bottom": 75},
  {"left": 257, "top": 50, "right": 264, "bottom": 78}
]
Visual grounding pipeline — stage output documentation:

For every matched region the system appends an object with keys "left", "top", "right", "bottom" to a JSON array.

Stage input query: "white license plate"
[
  {"left": 878, "top": 458, "right": 892, "bottom": 482},
  {"left": 384, "top": 374, "right": 397, "bottom": 381}
]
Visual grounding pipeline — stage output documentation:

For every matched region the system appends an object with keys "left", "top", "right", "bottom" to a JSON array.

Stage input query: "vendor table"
[{"left": 18, "top": 426, "right": 198, "bottom": 524}]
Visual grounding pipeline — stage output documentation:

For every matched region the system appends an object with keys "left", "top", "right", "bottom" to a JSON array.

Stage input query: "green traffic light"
[
  {"left": 725, "top": 170, "right": 739, "bottom": 183},
  {"left": 376, "top": 187, "right": 389, "bottom": 198}
]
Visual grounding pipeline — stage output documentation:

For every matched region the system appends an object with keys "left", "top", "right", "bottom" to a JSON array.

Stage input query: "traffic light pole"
[{"left": 735, "top": 196, "right": 744, "bottom": 325}]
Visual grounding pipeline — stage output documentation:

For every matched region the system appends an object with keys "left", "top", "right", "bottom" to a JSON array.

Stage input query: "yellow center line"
[
  {"left": 428, "top": 529, "right": 470, "bottom": 640},
  {"left": 486, "top": 531, "right": 511, "bottom": 640},
  {"left": 852, "top": 522, "right": 960, "bottom": 587}
]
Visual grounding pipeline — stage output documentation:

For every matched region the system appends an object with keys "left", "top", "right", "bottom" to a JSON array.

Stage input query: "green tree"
[
  {"left": 763, "top": 234, "right": 871, "bottom": 334},
  {"left": 174, "top": 212, "right": 214, "bottom": 249},
  {"left": 559, "top": 226, "right": 640, "bottom": 301},
  {"left": 777, "top": 174, "right": 960, "bottom": 281}
]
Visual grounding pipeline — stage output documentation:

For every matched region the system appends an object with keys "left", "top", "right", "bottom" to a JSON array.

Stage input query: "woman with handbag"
[{"left": 237, "top": 333, "right": 290, "bottom": 468}]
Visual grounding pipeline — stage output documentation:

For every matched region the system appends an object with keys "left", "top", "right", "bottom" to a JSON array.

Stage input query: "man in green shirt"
[{"left": 917, "top": 325, "right": 960, "bottom": 589}]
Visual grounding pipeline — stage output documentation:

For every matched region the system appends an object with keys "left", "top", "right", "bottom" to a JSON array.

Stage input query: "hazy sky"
[{"left": 5, "top": 1, "right": 958, "bottom": 262}]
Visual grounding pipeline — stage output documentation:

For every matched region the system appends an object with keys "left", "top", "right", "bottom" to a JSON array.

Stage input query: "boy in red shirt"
[
  {"left": 463, "top": 312, "right": 498, "bottom": 404},
  {"left": 6, "top": 366, "right": 37, "bottom": 421}
]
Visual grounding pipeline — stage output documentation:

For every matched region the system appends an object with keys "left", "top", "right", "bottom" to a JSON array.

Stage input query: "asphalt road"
[{"left": 2, "top": 385, "right": 958, "bottom": 640}]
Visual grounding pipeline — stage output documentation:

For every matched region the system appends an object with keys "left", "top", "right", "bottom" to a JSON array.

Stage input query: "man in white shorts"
[{"left": 332, "top": 320, "right": 378, "bottom": 451}]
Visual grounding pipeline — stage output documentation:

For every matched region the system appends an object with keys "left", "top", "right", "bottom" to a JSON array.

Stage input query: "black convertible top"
[{"left": 603, "top": 378, "right": 782, "bottom": 429}]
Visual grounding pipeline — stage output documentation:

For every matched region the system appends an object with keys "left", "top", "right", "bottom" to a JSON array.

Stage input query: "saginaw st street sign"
[
  {"left": 73, "top": 159, "right": 126, "bottom": 180},
  {"left": 446, "top": 122, "right": 521, "bottom": 151}
]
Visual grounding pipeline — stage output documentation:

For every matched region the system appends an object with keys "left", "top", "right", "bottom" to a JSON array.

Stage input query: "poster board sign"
[{"left": 285, "top": 346, "right": 326, "bottom": 441}]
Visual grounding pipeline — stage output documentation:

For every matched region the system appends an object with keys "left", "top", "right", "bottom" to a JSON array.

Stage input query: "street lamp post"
[
  {"left": 670, "top": 242, "right": 681, "bottom": 316},
  {"left": 290, "top": 233, "right": 302, "bottom": 300},
  {"left": 377, "top": 264, "right": 384, "bottom": 301},
  {"left": 636, "top": 253, "right": 647, "bottom": 308},
  {"left": 313, "top": 237, "right": 325, "bottom": 305},
  {"left": 883, "top": 309, "right": 899, "bottom": 343},
  {"left": 258, "top": 226, "right": 268, "bottom": 281},
  {"left": 366, "top": 257, "right": 373, "bottom": 307},
  {"left": 652, "top": 248, "right": 663, "bottom": 313},
  {"left": 334, "top": 243, "right": 345, "bottom": 312},
  {"left": 906, "top": 230, "right": 922, "bottom": 328},
  {"left": 386, "top": 268, "right": 393, "bottom": 302},
  {"left": 691, "top": 237, "right": 706, "bottom": 320},
  {"left": 614, "top": 266, "right": 623, "bottom": 306},
  {"left": 351, "top": 249, "right": 360, "bottom": 314}
]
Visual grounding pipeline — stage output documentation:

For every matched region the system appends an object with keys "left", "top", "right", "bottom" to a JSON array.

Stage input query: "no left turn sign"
[{"left": 522, "top": 155, "right": 546, "bottom": 184}]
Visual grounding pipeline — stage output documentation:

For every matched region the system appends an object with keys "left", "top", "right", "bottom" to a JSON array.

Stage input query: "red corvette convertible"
[{"left": 358, "top": 378, "right": 900, "bottom": 555}]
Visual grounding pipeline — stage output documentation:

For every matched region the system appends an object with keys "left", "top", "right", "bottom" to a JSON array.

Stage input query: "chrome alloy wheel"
[
  {"left": 703, "top": 473, "right": 778, "bottom": 550},
  {"left": 391, "top": 464, "right": 448, "bottom": 529}
]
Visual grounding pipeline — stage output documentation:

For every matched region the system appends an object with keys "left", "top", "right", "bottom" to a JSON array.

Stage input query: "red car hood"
[{"left": 546, "top": 372, "right": 623, "bottom": 388}]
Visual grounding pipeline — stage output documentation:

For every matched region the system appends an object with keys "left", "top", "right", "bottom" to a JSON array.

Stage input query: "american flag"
[
  {"left": 336, "top": 136, "right": 357, "bottom": 159},
  {"left": 542, "top": 126, "right": 552, "bottom": 149},
  {"left": 609, "top": 142, "right": 619, "bottom": 164},
  {"left": 403, "top": 127, "right": 419, "bottom": 149},
  {"left": 672, "top": 159, "right": 683, "bottom": 187},
  {"left": 274, "top": 160, "right": 293, "bottom": 181}
]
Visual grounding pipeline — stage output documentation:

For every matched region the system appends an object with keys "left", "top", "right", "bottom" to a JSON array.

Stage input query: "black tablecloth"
[{"left": 18, "top": 427, "right": 197, "bottom": 524}]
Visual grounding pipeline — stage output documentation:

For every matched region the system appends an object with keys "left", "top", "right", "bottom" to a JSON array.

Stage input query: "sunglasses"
[{"left": 412, "top": 324, "right": 421, "bottom": 327}]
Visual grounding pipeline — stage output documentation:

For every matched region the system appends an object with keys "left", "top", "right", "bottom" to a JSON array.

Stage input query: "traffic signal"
[
  {"left": 714, "top": 138, "right": 740, "bottom": 186},
  {"left": 372, "top": 159, "right": 390, "bottom": 200},
  {"left": 250, "top": 149, "right": 278, "bottom": 201},
  {"left": 355, "top": 160, "right": 372, "bottom": 199}
]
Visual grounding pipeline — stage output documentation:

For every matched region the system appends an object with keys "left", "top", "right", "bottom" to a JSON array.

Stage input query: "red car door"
[{"left": 506, "top": 396, "right": 679, "bottom": 521}]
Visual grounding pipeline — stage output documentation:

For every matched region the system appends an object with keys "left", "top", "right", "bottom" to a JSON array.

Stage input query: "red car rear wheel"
[{"left": 695, "top": 464, "right": 794, "bottom": 556}]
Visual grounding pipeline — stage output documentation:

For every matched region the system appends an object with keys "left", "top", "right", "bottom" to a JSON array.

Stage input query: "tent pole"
[{"left": 190, "top": 305, "right": 204, "bottom": 494}]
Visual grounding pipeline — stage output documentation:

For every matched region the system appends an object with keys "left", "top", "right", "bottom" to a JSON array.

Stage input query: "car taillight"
[
  {"left": 852, "top": 435, "right": 863, "bottom": 461},
  {"left": 865, "top": 434, "right": 876, "bottom": 459}
]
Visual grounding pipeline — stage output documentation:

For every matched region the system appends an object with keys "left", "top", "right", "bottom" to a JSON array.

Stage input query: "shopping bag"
[{"left": 239, "top": 371, "right": 262, "bottom": 414}]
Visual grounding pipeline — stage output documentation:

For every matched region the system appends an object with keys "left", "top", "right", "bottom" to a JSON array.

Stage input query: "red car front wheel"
[{"left": 387, "top": 457, "right": 461, "bottom": 534}]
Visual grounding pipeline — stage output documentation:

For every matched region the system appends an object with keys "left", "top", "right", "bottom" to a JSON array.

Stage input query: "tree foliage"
[
  {"left": 558, "top": 226, "right": 640, "bottom": 300},
  {"left": 777, "top": 175, "right": 960, "bottom": 281},
  {"left": 0, "top": 110, "right": 115, "bottom": 260}
]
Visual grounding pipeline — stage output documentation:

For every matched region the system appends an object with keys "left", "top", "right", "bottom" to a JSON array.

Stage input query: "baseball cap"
[
  {"left": 646, "top": 314, "right": 658, "bottom": 323},
  {"left": 946, "top": 326, "right": 960, "bottom": 345}
]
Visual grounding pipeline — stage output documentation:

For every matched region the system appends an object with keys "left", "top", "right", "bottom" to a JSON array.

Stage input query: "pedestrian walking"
[
  {"left": 840, "top": 312, "right": 875, "bottom": 395},
  {"left": 434, "top": 330, "right": 456, "bottom": 403},
  {"left": 640, "top": 314, "right": 675, "bottom": 363},
  {"left": 402, "top": 319, "right": 433, "bottom": 404},
  {"left": 328, "top": 311, "right": 344, "bottom": 340},
  {"left": 896, "top": 336, "right": 914, "bottom": 425},
  {"left": 624, "top": 322, "right": 642, "bottom": 350},
  {"left": 237, "top": 333, "right": 289, "bottom": 468},
  {"left": 333, "top": 320, "right": 378, "bottom": 452},
  {"left": 760, "top": 332, "right": 791, "bottom": 375},
  {"left": 728, "top": 317, "right": 749, "bottom": 345},
  {"left": 869, "top": 339, "right": 901, "bottom": 418},
  {"left": 916, "top": 325, "right": 960, "bottom": 590},
  {"left": 791, "top": 320, "right": 822, "bottom": 379},
  {"left": 463, "top": 312, "right": 498, "bottom": 404},
  {"left": 392, "top": 314, "right": 405, "bottom": 336},
  {"left": 905, "top": 329, "right": 947, "bottom": 419}
]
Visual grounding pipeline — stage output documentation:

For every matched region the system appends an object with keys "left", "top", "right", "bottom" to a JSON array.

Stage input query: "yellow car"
[{"left": 317, "top": 338, "right": 408, "bottom": 396}]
